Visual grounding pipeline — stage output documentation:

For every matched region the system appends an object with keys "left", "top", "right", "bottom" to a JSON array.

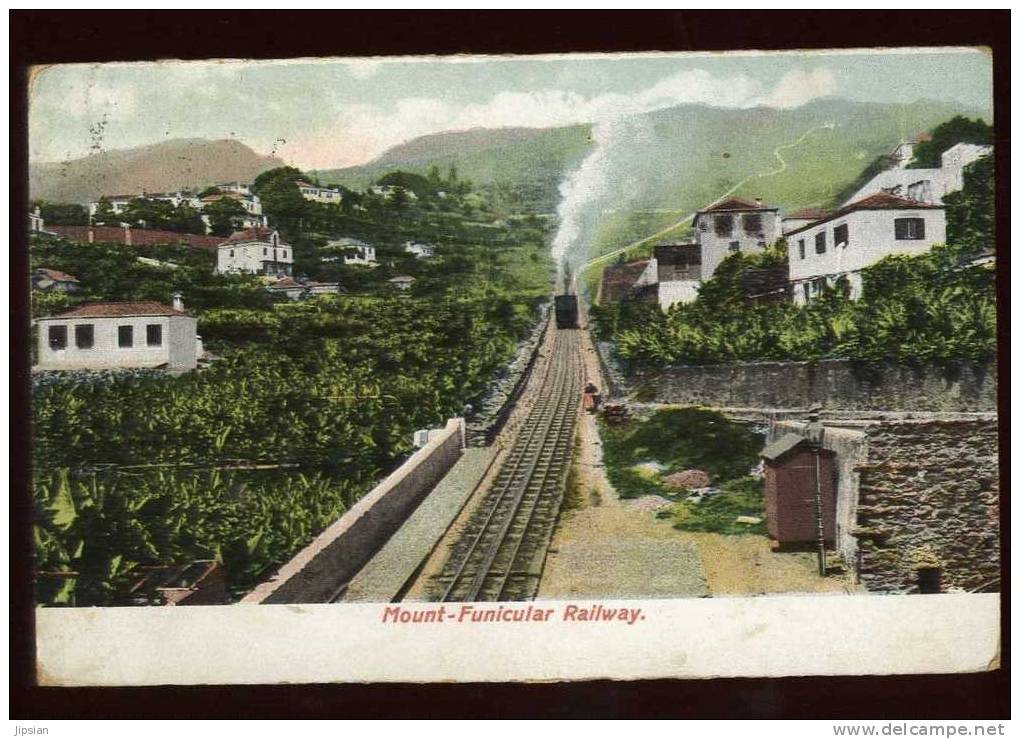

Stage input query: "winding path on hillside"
[{"left": 575, "top": 121, "right": 837, "bottom": 282}]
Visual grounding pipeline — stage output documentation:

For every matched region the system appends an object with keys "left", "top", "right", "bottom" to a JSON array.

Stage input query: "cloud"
[
  {"left": 292, "top": 66, "right": 838, "bottom": 169},
  {"left": 757, "top": 68, "right": 838, "bottom": 109}
]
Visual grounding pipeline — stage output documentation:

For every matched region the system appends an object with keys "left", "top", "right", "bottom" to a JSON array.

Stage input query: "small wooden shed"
[{"left": 762, "top": 433, "right": 838, "bottom": 546}]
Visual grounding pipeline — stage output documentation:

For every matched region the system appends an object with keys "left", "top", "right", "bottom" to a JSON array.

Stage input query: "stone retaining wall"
[
  {"left": 626, "top": 358, "right": 996, "bottom": 412},
  {"left": 241, "top": 418, "right": 465, "bottom": 604},
  {"left": 854, "top": 418, "right": 1000, "bottom": 593}
]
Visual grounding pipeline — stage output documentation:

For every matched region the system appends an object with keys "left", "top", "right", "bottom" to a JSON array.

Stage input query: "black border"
[{"left": 10, "top": 10, "right": 1010, "bottom": 719}]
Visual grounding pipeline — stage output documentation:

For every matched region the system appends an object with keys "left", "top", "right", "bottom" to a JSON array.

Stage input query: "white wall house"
[
  {"left": 786, "top": 192, "right": 946, "bottom": 305},
  {"left": 781, "top": 208, "right": 830, "bottom": 236},
  {"left": 404, "top": 241, "right": 435, "bottom": 259},
  {"left": 216, "top": 227, "right": 293, "bottom": 277},
  {"left": 29, "top": 207, "right": 46, "bottom": 233},
  {"left": 35, "top": 296, "right": 202, "bottom": 371},
  {"left": 88, "top": 195, "right": 134, "bottom": 218},
  {"left": 692, "top": 198, "right": 781, "bottom": 280},
  {"left": 296, "top": 181, "right": 343, "bottom": 204},
  {"left": 653, "top": 243, "right": 703, "bottom": 311},
  {"left": 389, "top": 275, "right": 415, "bottom": 291},
  {"left": 323, "top": 238, "right": 377, "bottom": 266},
  {"left": 842, "top": 142, "right": 992, "bottom": 207}
]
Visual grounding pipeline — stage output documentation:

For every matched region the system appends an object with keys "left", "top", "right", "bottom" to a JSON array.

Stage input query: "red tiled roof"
[
  {"left": 269, "top": 277, "right": 301, "bottom": 288},
  {"left": 600, "top": 260, "right": 650, "bottom": 303},
  {"left": 220, "top": 227, "right": 279, "bottom": 245},
  {"left": 37, "top": 268, "right": 79, "bottom": 283},
  {"left": 784, "top": 192, "right": 941, "bottom": 237},
  {"left": 702, "top": 197, "right": 775, "bottom": 213},
  {"left": 47, "top": 301, "right": 187, "bottom": 319}
]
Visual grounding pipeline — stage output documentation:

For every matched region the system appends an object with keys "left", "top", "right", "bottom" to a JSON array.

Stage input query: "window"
[
  {"left": 728, "top": 241, "right": 740, "bottom": 253},
  {"left": 833, "top": 224, "right": 849, "bottom": 247},
  {"left": 714, "top": 215, "right": 733, "bottom": 236},
  {"left": 815, "top": 231, "right": 826, "bottom": 254},
  {"left": 263, "top": 248, "right": 267, "bottom": 256},
  {"left": 146, "top": 324, "right": 163, "bottom": 347},
  {"left": 894, "top": 218, "right": 926, "bottom": 240},
  {"left": 230, "top": 249, "right": 235, "bottom": 258},
  {"left": 118, "top": 325, "right": 133, "bottom": 348},
  {"left": 48, "top": 325, "right": 67, "bottom": 350},
  {"left": 742, "top": 213, "right": 763, "bottom": 235},
  {"left": 698, "top": 219, "right": 708, "bottom": 232},
  {"left": 283, "top": 250, "right": 287, "bottom": 259},
  {"left": 274, "top": 249, "right": 278, "bottom": 260},
  {"left": 75, "top": 324, "right": 94, "bottom": 349},
  {"left": 798, "top": 240, "right": 806, "bottom": 260}
]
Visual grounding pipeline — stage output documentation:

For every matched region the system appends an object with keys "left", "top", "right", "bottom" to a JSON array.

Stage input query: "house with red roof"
[
  {"left": 35, "top": 294, "right": 202, "bottom": 371},
  {"left": 33, "top": 268, "right": 80, "bottom": 293},
  {"left": 692, "top": 197, "right": 782, "bottom": 283},
  {"left": 216, "top": 227, "right": 293, "bottom": 277},
  {"left": 784, "top": 192, "right": 946, "bottom": 305}
]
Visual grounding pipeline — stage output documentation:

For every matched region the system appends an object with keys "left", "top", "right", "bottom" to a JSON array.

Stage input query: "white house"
[
  {"left": 653, "top": 243, "right": 702, "bottom": 311},
  {"left": 323, "top": 237, "right": 377, "bottom": 266},
  {"left": 404, "top": 241, "right": 435, "bottom": 259},
  {"left": 389, "top": 275, "right": 415, "bottom": 291},
  {"left": 691, "top": 197, "right": 781, "bottom": 281},
  {"left": 29, "top": 207, "right": 46, "bottom": 233},
  {"left": 785, "top": 192, "right": 946, "bottom": 305},
  {"left": 369, "top": 185, "right": 418, "bottom": 201},
  {"left": 88, "top": 195, "right": 134, "bottom": 218},
  {"left": 781, "top": 208, "right": 830, "bottom": 236},
  {"left": 266, "top": 277, "right": 342, "bottom": 300},
  {"left": 842, "top": 142, "right": 992, "bottom": 207},
  {"left": 35, "top": 295, "right": 202, "bottom": 371},
  {"left": 216, "top": 227, "right": 293, "bottom": 277},
  {"left": 33, "top": 268, "right": 80, "bottom": 293},
  {"left": 296, "top": 181, "right": 343, "bottom": 204}
]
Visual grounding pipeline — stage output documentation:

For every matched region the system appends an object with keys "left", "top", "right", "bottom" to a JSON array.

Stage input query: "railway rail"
[{"left": 429, "top": 327, "right": 583, "bottom": 602}]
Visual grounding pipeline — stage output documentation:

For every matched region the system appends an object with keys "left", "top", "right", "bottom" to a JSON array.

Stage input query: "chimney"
[{"left": 172, "top": 292, "right": 184, "bottom": 313}]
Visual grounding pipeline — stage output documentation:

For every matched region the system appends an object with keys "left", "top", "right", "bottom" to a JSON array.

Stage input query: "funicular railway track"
[{"left": 429, "top": 328, "right": 583, "bottom": 602}]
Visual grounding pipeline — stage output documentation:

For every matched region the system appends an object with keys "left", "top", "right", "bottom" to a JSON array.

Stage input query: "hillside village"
[
  {"left": 599, "top": 140, "right": 992, "bottom": 312},
  {"left": 26, "top": 108, "right": 999, "bottom": 608}
]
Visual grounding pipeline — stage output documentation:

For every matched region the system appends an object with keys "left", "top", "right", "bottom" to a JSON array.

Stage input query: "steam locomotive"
[{"left": 554, "top": 260, "right": 579, "bottom": 329}]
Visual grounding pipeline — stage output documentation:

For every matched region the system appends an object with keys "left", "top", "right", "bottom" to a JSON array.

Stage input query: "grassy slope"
[{"left": 312, "top": 125, "right": 593, "bottom": 213}]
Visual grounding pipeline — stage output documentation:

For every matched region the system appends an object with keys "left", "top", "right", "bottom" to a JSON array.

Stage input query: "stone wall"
[
  {"left": 241, "top": 418, "right": 465, "bottom": 604},
  {"left": 854, "top": 418, "right": 1000, "bottom": 593},
  {"left": 627, "top": 359, "right": 996, "bottom": 412}
]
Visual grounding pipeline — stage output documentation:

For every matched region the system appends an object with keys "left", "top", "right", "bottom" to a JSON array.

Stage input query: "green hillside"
[
  {"left": 311, "top": 125, "right": 592, "bottom": 213},
  {"left": 584, "top": 98, "right": 979, "bottom": 256}
]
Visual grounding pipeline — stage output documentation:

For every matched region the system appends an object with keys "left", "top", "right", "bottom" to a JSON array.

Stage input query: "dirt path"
[
  {"left": 539, "top": 320, "right": 854, "bottom": 600},
  {"left": 537, "top": 325, "right": 710, "bottom": 599}
]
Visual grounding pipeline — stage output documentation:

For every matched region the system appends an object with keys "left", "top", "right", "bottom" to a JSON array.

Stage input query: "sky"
[{"left": 29, "top": 48, "right": 993, "bottom": 170}]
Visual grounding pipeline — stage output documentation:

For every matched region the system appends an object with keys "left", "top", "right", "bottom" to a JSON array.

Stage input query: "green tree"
[
  {"left": 909, "top": 116, "right": 993, "bottom": 168},
  {"left": 92, "top": 197, "right": 120, "bottom": 225},
  {"left": 203, "top": 197, "right": 250, "bottom": 237},
  {"left": 35, "top": 201, "right": 89, "bottom": 226},
  {"left": 943, "top": 154, "right": 994, "bottom": 256},
  {"left": 251, "top": 167, "right": 308, "bottom": 233}
]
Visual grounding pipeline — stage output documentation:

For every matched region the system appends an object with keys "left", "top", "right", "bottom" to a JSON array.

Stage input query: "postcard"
[{"left": 25, "top": 46, "right": 999, "bottom": 686}]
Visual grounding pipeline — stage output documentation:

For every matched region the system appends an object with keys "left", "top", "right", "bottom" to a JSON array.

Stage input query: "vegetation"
[
  {"left": 908, "top": 116, "right": 993, "bottom": 169},
  {"left": 31, "top": 169, "right": 554, "bottom": 606},
  {"left": 665, "top": 477, "right": 766, "bottom": 536},
  {"left": 594, "top": 155, "right": 996, "bottom": 367},
  {"left": 598, "top": 408, "right": 763, "bottom": 500}
]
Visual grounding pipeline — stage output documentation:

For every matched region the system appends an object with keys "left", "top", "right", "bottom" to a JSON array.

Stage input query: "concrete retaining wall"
[
  {"left": 241, "top": 418, "right": 466, "bottom": 604},
  {"left": 627, "top": 358, "right": 996, "bottom": 412}
]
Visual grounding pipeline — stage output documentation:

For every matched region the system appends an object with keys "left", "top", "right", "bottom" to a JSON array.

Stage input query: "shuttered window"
[
  {"left": 48, "top": 325, "right": 67, "bottom": 350},
  {"left": 118, "top": 325, "right": 133, "bottom": 348},
  {"left": 146, "top": 324, "right": 163, "bottom": 347},
  {"left": 834, "top": 224, "right": 849, "bottom": 247},
  {"left": 815, "top": 231, "right": 826, "bottom": 254},
  {"left": 75, "top": 324, "right": 94, "bottom": 349},
  {"left": 894, "top": 218, "right": 925, "bottom": 240}
]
